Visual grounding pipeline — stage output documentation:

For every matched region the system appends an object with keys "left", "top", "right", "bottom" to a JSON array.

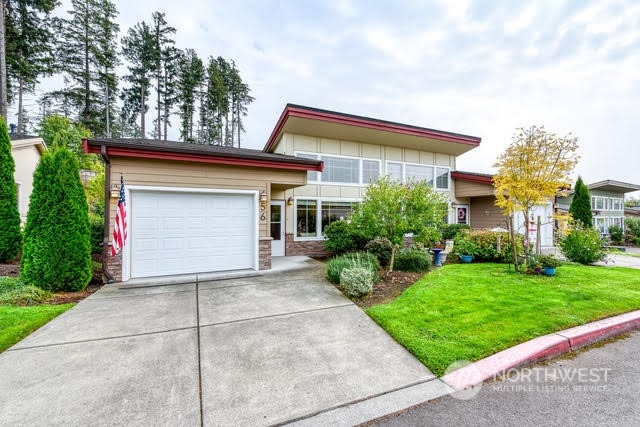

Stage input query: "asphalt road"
[{"left": 369, "top": 330, "right": 640, "bottom": 427}]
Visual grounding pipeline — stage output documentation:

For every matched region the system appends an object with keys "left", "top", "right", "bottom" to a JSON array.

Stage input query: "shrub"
[
  {"left": 453, "top": 230, "right": 523, "bottom": 262},
  {"left": 0, "top": 277, "right": 52, "bottom": 305},
  {"left": 365, "top": 237, "right": 394, "bottom": 267},
  {"left": 21, "top": 149, "right": 92, "bottom": 292},
  {"left": 326, "top": 252, "right": 379, "bottom": 284},
  {"left": 624, "top": 217, "right": 640, "bottom": 246},
  {"left": 608, "top": 225, "right": 623, "bottom": 245},
  {"left": 393, "top": 248, "right": 432, "bottom": 272},
  {"left": 89, "top": 213, "right": 104, "bottom": 254},
  {"left": 534, "top": 254, "right": 563, "bottom": 268},
  {"left": 0, "top": 117, "right": 22, "bottom": 262},
  {"left": 559, "top": 224, "right": 606, "bottom": 264},
  {"left": 569, "top": 177, "right": 593, "bottom": 228},
  {"left": 442, "top": 223, "right": 470, "bottom": 240},
  {"left": 323, "top": 220, "right": 367, "bottom": 254},
  {"left": 339, "top": 267, "right": 375, "bottom": 297}
]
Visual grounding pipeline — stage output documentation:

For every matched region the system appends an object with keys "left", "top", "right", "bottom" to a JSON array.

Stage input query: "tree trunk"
[
  {"left": 140, "top": 82, "right": 145, "bottom": 137},
  {"left": 156, "top": 72, "right": 161, "bottom": 140},
  {"left": 0, "top": 0, "right": 8, "bottom": 122},
  {"left": 17, "top": 75, "right": 23, "bottom": 132},
  {"left": 84, "top": 18, "right": 90, "bottom": 126},
  {"left": 389, "top": 245, "right": 397, "bottom": 272},
  {"left": 509, "top": 213, "right": 518, "bottom": 272}
]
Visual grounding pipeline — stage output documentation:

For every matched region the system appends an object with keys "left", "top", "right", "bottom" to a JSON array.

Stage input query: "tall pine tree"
[
  {"left": 569, "top": 176, "right": 593, "bottom": 228},
  {"left": 150, "top": 11, "right": 176, "bottom": 140},
  {"left": 177, "top": 49, "right": 203, "bottom": 142}
]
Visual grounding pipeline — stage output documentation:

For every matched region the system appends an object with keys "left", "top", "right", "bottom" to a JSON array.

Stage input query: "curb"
[{"left": 289, "top": 309, "right": 640, "bottom": 426}]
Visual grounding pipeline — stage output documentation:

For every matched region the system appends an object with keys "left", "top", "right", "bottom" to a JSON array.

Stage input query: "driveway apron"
[{"left": 0, "top": 259, "right": 433, "bottom": 426}]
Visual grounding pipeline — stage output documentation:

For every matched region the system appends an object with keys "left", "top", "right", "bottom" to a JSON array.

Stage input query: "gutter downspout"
[{"left": 100, "top": 144, "right": 115, "bottom": 283}]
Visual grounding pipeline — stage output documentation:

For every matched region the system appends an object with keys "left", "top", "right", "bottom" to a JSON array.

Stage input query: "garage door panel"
[{"left": 130, "top": 191, "right": 255, "bottom": 279}]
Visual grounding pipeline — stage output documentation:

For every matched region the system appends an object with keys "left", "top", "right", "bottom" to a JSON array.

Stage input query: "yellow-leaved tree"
[{"left": 493, "top": 126, "right": 579, "bottom": 270}]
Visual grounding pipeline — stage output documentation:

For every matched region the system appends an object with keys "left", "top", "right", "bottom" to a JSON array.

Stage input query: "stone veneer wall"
[
  {"left": 285, "top": 234, "right": 328, "bottom": 257},
  {"left": 105, "top": 247, "right": 122, "bottom": 282},
  {"left": 259, "top": 237, "right": 272, "bottom": 270}
]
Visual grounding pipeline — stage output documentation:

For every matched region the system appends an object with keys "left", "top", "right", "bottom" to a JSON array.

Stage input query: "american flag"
[{"left": 111, "top": 176, "right": 127, "bottom": 256}]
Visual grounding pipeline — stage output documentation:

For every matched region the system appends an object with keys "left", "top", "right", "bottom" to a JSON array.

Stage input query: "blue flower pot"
[
  {"left": 542, "top": 266, "right": 556, "bottom": 276},
  {"left": 459, "top": 254, "right": 473, "bottom": 263}
]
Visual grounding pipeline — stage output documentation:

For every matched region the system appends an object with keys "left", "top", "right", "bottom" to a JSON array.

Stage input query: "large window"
[
  {"left": 296, "top": 199, "right": 357, "bottom": 239},
  {"left": 296, "top": 152, "right": 380, "bottom": 185},
  {"left": 592, "top": 216, "right": 625, "bottom": 234},
  {"left": 386, "top": 161, "right": 450, "bottom": 190},
  {"left": 591, "top": 196, "right": 624, "bottom": 212}
]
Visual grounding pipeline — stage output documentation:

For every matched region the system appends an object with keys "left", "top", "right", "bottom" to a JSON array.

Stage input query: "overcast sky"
[{"left": 29, "top": 0, "right": 640, "bottom": 189}]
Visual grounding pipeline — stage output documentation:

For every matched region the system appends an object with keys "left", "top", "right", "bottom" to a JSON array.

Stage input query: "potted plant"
[
  {"left": 536, "top": 254, "right": 562, "bottom": 276},
  {"left": 454, "top": 238, "right": 477, "bottom": 263}
]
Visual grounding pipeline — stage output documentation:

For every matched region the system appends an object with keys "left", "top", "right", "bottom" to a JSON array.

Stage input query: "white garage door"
[{"left": 130, "top": 191, "right": 255, "bottom": 278}]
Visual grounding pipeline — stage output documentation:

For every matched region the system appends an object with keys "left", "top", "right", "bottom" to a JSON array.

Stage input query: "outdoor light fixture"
[
  {"left": 110, "top": 184, "right": 120, "bottom": 198},
  {"left": 287, "top": 197, "right": 293, "bottom": 206}
]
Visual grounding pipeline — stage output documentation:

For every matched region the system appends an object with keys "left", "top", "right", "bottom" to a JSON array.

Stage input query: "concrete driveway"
[{"left": 0, "top": 258, "right": 433, "bottom": 426}]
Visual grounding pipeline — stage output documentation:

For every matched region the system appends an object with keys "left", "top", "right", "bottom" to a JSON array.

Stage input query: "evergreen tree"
[
  {"left": 121, "top": 20, "right": 154, "bottom": 137},
  {"left": 4, "top": 0, "right": 57, "bottom": 132},
  {"left": 0, "top": 116, "right": 21, "bottom": 261},
  {"left": 37, "top": 114, "right": 95, "bottom": 170},
  {"left": 21, "top": 148, "right": 92, "bottom": 291},
  {"left": 229, "top": 60, "right": 253, "bottom": 148},
  {"left": 177, "top": 49, "right": 204, "bottom": 142},
  {"left": 150, "top": 11, "right": 176, "bottom": 140},
  {"left": 48, "top": 0, "right": 119, "bottom": 136},
  {"left": 569, "top": 176, "right": 593, "bottom": 228}
]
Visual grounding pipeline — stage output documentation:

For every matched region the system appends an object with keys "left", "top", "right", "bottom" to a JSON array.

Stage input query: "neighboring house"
[
  {"left": 557, "top": 180, "right": 640, "bottom": 234},
  {"left": 10, "top": 135, "right": 47, "bottom": 224},
  {"left": 84, "top": 104, "right": 481, "bottom": 282},
  {"left": 264, "top": 104, "right": 481, "bottom": 257},
  {"left": 626, "top": 206, "right": 640, "bottom": 218}
]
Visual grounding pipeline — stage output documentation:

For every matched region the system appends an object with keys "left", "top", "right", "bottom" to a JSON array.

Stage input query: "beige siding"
[
  {"left": 455, "top": 180, "right": 495, "bottom": 197},
  {"left": 469, "top": 196, "right": 508, "bottom": 229},
  {"left": 12, "top": 144, "right": 42, "bottom": 223},
  {"left": 108, "top": 157, "right": 306, "bottom": 239}
]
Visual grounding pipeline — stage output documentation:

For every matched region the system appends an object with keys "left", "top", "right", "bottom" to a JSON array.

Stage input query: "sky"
[{"left": 16, "top": 0, "right": 640, "bottom": 190}]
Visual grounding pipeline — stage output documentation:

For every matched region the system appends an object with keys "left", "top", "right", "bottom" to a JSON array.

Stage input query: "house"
[
  {"left": 557, "top": 180, "right": 640, "bottom": 234},
  {"left": 85, "top": 104, "right": 481, "bottom": 282},
  {"left": 10, "top": 135, "right": 47, "bottom": 224},
  {"left": 264, "top": 104, "right": 481, "bottom": 257}
]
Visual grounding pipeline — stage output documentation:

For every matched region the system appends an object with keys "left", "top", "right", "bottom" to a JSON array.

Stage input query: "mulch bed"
[
  {"left": 0, "top": 259, "right": 104, "bottom": 305},
  {"left": 351, "top": 270, "right": 425, "bottom": 308}
]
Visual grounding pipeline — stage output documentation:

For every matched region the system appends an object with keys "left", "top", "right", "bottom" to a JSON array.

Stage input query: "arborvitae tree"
[
  {"left": 21, "top": 148, "right": 92, "bottom": 291},
  {"left": 0, "top": 117, "right": 21, "bottom": 261},
  {"left": 4, "top": 0, "right": 57, "bottom": 132},
  {"left": 569, "top": 176, "right": 593, "bottom": 228},
  {"left": 177, "top": 49, "right": 204, "bottom": 142},
  {"left": 49, "top": 0, "right": 120, "bottom": 136},
  {"left": 121, "top": 20, "right": 155, "bottom": 137}
]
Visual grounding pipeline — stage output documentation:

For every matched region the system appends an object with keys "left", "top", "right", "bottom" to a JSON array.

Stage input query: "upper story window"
[
  {"left": 296, "top": 152, "right": 380, "bottom": 185},
  {"left": 386, "top": 161, "right": 450, "bottom": 190},
  {"left": 591, "top": 196, "right": 624, "bottom": 212}
]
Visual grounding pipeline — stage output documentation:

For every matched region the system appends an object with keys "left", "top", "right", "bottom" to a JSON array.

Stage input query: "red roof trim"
[
  {"left": 263, "top": 105, "right": 482, "bottom": 152},
  {"left": 451, "top": 171, "right": 494, "bottom": 185},
  {"left": 85, "top": 143, "right": 323, "bottom": 172}
]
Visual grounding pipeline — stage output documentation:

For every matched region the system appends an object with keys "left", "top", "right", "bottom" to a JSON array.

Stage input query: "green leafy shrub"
[
  {"left": 0, "top": 117, "right": 22, "bottom": 262},
  {"left": 452, "top": 230, "right": 523, "bottom": 262},
  {"left": 624, "top": 217, "right": 640, "bottom": 246},
  {"left": 608, "top": 225, "right": 623, "bottom": 245},
  {"left": 326, "top": 252, "right": 379, "bottom": 284},
  {"left": 393, "top": 248, "right": 432, "bottom": 272},
  {"left": 0, "top": 277, "right": 52, "bottom": 305},
  {"left": 339, "top": 267, "right": 375, "bottom": 297},
  {"left": 534, "top": 254, "right": 563, "bottom": 268},
  {"left": 559, "top": 224, "right": 606, "bottom": 264},
  {"left": 364, "top": 237, "right": 394, "bottom": 267},
  {"left": 442, "top": 224, "right": 470, "bottom": 240},
  {"left": 89, "top": 213, "right": 104, "bottom": 254},
  {"left": 21, "top": 149, "right": 92, "bottom": 292},
  {"left": 322, "top": 220, "right": 367, "bottom": 254}
]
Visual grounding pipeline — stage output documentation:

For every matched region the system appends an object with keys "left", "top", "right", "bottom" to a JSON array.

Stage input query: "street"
[{"left": 369, "top": 331, "right": 640, "bottom": 426}]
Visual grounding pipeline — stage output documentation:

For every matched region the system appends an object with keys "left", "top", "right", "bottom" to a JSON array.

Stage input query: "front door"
[{"left": 270, "top": 201, "right": 285, "bottom": 256}]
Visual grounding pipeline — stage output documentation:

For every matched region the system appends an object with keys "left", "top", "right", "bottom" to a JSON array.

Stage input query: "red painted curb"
[
  {"left": 441, "top": 309, "right": 640, "bottom": 391},
  {"left": 557, "top": 309, "right": 640, "bottom": 350}
]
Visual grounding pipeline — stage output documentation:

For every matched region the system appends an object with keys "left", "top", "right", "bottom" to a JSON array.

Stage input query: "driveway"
[{"left": 0, "top": 258, "right": 433, "bottom": 426}]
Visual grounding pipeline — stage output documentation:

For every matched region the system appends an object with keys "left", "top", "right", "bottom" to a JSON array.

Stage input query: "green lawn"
[
  {"left": 0, "top": 304, "right": 74, "bottom": 352},
  {"left": 366, "top": 263, "right": 640, "bottom": 376}
]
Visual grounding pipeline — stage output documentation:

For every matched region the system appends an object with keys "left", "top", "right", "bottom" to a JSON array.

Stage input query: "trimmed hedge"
[
  {"left": 0, "top": 117, "right": 22, "bottom": 262},
  {"left": 364, "top": 237, "right": 394, "bottom": 267},
  {"left": 322, "top": 220, "right": 367, "bottom": 254},
  {"left": 394, "top": 248, "right": 432, "bottom": 272},
  {"left": 453, "top": 229, "right": 523, "bottom": 262},
  {"left": 21, "top": 149, "right": 92, "bottom": 292}
]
